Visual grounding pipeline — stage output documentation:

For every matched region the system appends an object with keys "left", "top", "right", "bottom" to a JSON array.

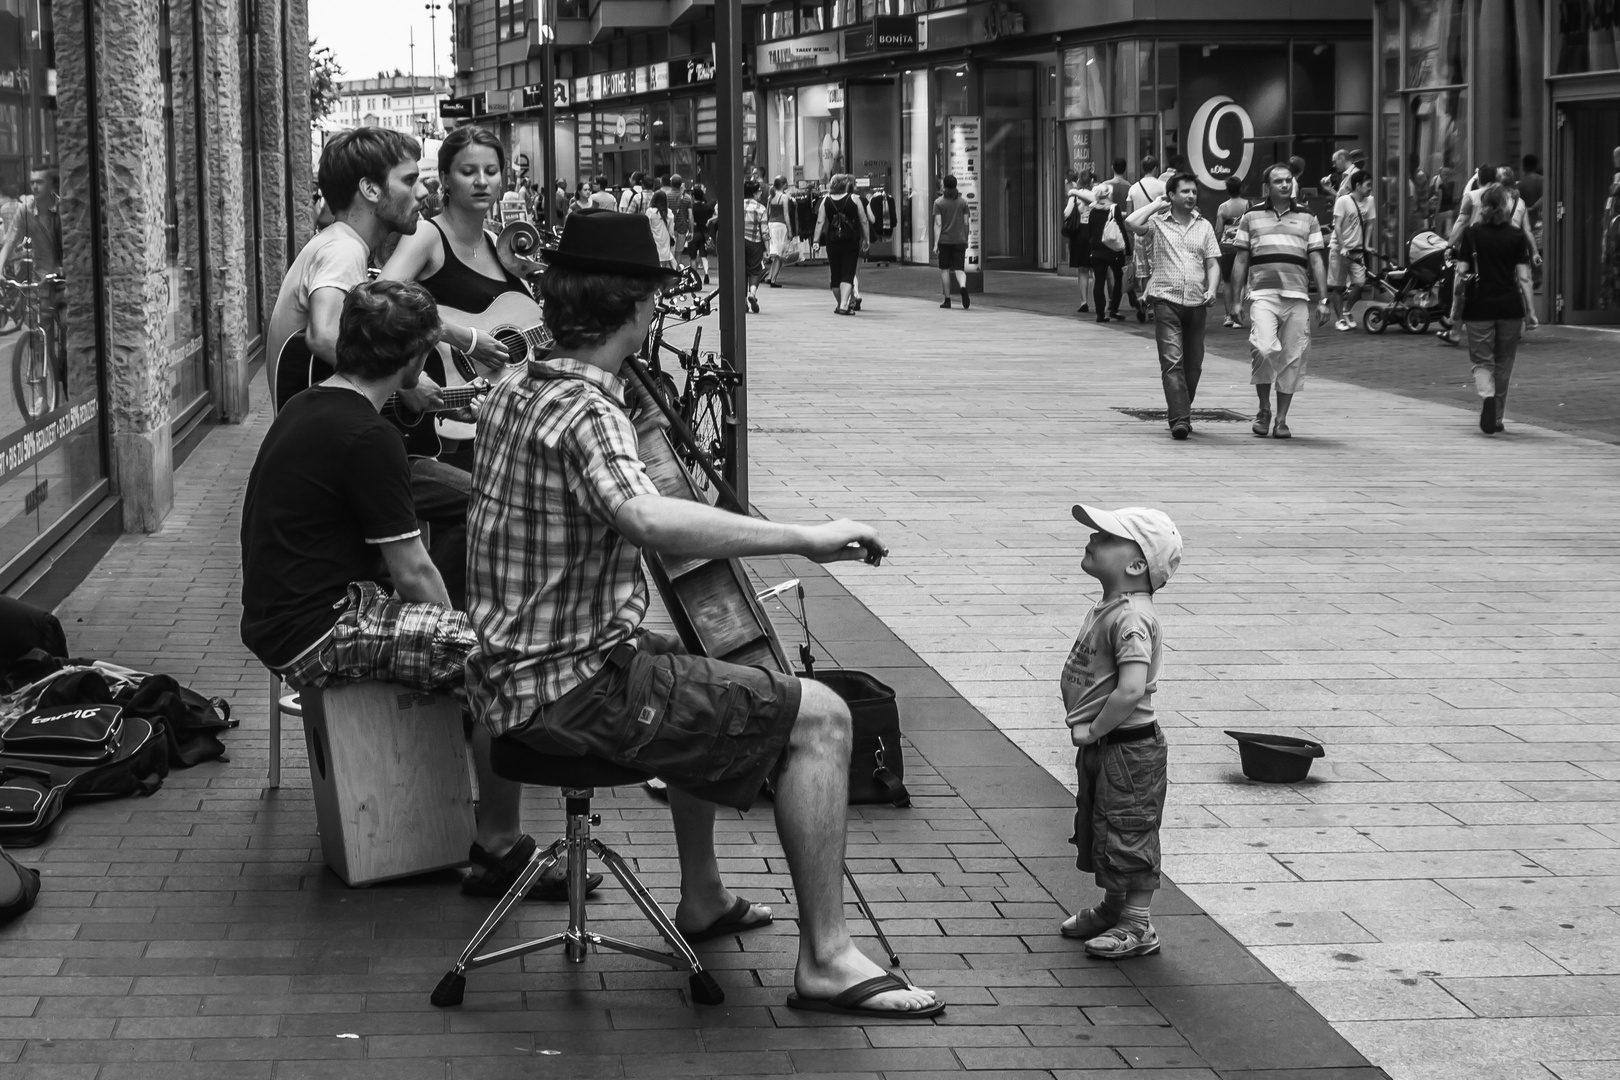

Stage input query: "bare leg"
[
  {"left": 1255, "top": 383, "right": 1272, "bottom": 412},
  {"left": 1274, "top": 390, "right": 1294, "bottom": 426},
  {"left": 776, "top": 680, "right": 936, "bottom": 1012},
  {"left": 667, "top": 788, "right": 770, "bottom": 932},
  {"left": 838, "top": 282, "right": 855, "bottom": 310},
  {"left": 471, "top": 727, "right": 523, "bottom": 855},
  {"left": 939, "top": 269, "right": 952, "bottom": 298}
]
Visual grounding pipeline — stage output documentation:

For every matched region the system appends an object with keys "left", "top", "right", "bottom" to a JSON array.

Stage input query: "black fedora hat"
[{"left": 543, "top": 208, "right": 676, "bottom": 279}]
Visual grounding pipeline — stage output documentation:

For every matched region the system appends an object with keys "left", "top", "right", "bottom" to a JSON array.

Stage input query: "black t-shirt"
[
  {"left": 1457, "top": 222, "right": 1532, "bottom": 321},
  {"left": 239, "top": 387, "right": 421, "bottom": 667}
]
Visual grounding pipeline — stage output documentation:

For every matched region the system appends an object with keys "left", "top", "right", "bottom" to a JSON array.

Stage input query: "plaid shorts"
[{"left": 277, "top": 582, "right": 474, "bottom": 692}]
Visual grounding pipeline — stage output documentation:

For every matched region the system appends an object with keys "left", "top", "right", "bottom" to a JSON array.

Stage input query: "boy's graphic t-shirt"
[{"left": 1061, "top": 593, "right": 1161, "bottom": 731}]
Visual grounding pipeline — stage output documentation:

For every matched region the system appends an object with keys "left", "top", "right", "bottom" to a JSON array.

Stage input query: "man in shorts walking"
[
  {"left": 464, "top": 210, "right": 942, "bottom": 1020},
  {"left": 1230, "top": 163, "right": 1330, "bottom": 439}
]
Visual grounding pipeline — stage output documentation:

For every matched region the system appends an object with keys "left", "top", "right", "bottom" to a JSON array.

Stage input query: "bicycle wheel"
[
  {"left": 12, "top": 326, "right": 56, "bottom": 422},
  {"left": 680, "top": 369, "right": 733, "bottom": 484}
]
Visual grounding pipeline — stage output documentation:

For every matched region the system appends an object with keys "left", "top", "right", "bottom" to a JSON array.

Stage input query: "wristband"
[{"left": 467, "top": 328, "right": 478, "bottom": 353}]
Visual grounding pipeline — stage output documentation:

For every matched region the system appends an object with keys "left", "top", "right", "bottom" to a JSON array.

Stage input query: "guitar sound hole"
[{"left": 496, "top": 329, "right": 529, "bottom": 366}]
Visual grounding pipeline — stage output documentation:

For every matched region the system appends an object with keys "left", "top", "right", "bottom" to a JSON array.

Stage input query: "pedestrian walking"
[
  {"left": 1454, "top": 183, "right": 1537, "bottom": 434},
  {"left": 646, "top": 189, "right": 677, "bottom": 268},
  {"left": 1060, "top": 502, "right": 1182, "bottom": 962},
  {"left": 742, "top": 178, "right": 768, "bottom": 313},
  {"left": 1214, "top": 177, "right": 1248, "bottom": 328},
  {"left": 1230, "top": 162, "right": 1330, "bottom": 440},
  {"left": 588, "top": 175, "right": 617, "bottom": 211},
  {"left": 668, "top": 174, "right": 694, "bottom": 269},
  {"left": 1086, "top": 183, "right": 1130, "bottom": 321},
  {"left": 1123, "top": 156, "right": 1165, "bottom": 321},
  {"left": 687, "top": 183, "right": 713, "bottom": 283},
  {"left": 1124, "top": 172, "right": 1222, "bottom": 440},
  {"left": 619, "top": 171, "right": 649, "bottom": 215},
  {"left": 932, "top": 175, "right": 971, "bottom": 309},
  {"left": 816, "top": 173, "right": 869, "bottom": 315},
  {"left": 765, "top": 175, "right": 791, "bottom": 287},
  {"left": 849, "top": 185, "right": 876, "bottom": 311},
  {"left": 1327, "top": 169, "right": 1376, "bottom": 331},
  {"left": 1063, "top": 169, "right": 1096, "bottom": 314}
]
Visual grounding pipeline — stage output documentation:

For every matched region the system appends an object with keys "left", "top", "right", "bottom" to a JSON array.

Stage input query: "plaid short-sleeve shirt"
[
  {"left": 1141, "top": 210, "right": 1222, "bottom": 307},
  {"left": 464, "top": 357, "right": 662, "bottom": 736}
]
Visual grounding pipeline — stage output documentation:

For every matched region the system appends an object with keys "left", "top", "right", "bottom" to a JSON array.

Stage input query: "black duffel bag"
[{"left": 808, "top": 669, "right": 910, "bottom": 807}]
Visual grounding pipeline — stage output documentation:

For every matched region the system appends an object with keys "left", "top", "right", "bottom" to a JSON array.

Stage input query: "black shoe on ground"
[
  {"left": 1096, "top": 314, "right": 1109, "bottom": 323},
  {"left": 1480, "top": 397, "right": 1496, "bottom": 434},
  {"left": 1170, "top": 421, "right": 1191, "bottom": 440},
  {"left": 960, "top": 290, "right": 970, "bottom": 310},
  {"left": 940, "top": 297, "right": 952, "bottom": 308},
  {"left": 851, "top": 297, "right": 862, "bottom": 311},
  {"left": 768, "top": 281, "right": 783, "bottom": 288},
  {"left": 704, "top": 274, "right": 711, "bottom": 284},
  {"left": 1078, "top": 303, "right": 1090, "bottom": 313},
  {"left": 1136, "top": 303, "right": 1147, "bottom": 323},
  {"left": 748, "top": 295, "right": 760, "bottom": 314}
]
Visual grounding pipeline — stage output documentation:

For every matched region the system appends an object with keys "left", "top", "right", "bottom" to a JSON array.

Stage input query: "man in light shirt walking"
[
  {"left": 1328, "top": 169, "right": 1376, "bottom": 331},
  {"left": 1124, "top": 172, "right": 1222, "bottom": 441}
]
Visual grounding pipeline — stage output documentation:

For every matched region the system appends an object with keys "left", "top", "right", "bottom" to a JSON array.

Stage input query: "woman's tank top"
[{"left": 419, "top": 219, "right": 530, "bottom": 314}]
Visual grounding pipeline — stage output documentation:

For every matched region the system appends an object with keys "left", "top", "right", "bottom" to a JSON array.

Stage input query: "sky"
[{"left": 309, "top": 1, "right": 457, "bottom": 85}]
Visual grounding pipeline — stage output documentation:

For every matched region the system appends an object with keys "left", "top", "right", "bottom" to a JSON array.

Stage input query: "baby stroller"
[{"left": 1361, "top": 230, "right": 1452, "bottom": 333}]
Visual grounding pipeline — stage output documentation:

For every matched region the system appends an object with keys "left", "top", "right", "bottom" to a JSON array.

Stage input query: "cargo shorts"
[
  {"left": 510, "top": 631, "right": 802, "bottom": 812},
  {"left": 1070, "top": 726, "right": 1169, "bottom": 892}
]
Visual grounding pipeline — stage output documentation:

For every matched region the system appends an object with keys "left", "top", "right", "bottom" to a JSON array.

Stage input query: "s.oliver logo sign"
[{"left": 1186, "top": 95, "right": 1254, "bottom": 190}]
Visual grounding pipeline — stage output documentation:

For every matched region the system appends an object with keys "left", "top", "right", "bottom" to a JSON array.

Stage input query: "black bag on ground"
[
  {"left": 0, "top": 844, "right": 40, "bottom": 924},
  {"left": 2, "top": 703, "right": 124, "bottom": 764},
  {"left": 0, "top": 716, "right": 168, "bottom": 846},
  {"left": 116, "top": 675, "right": 231, "bottom": 768},
  {"left": 808, "top": 670, "right": 909, "bottom": 807}
]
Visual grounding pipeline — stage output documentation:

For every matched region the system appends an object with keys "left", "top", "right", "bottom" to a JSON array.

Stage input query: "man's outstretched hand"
[{"left": 802, "top": 520, "right": 888, "bottom": 566}]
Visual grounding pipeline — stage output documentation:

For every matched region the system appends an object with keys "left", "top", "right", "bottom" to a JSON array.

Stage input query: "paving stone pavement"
[
  {"left": 2, "top": 375, "right": 1385, "bottom": 1077},
  {"left": 736, "top": 283, "right": 1620, "bottom": 1080}
]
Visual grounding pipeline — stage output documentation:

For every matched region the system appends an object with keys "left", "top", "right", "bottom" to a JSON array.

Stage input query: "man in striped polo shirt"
[{"left": 1230, "top": 163, "right": 1330, "bottom": 439}]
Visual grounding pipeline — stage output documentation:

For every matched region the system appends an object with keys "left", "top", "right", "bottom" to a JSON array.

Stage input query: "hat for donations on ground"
[{"left": 1071, "top": 504, "right": 1183, "bottom": 591}]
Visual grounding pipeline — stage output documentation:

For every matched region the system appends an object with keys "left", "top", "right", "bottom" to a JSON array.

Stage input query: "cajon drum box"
[{"left": 301, "top": 682, "right": 475, "bottom": 886}]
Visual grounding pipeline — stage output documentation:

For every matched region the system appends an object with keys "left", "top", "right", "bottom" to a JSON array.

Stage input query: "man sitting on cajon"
[
  {"left": 464, "top": 210, "right": 942, "bottom": 1018},
  {"left": 241, "top": 279, "right": 577, "bottom": 901}
]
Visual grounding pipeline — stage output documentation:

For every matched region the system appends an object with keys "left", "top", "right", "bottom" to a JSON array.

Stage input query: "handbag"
[
  {"left": 2, "top": 703, "right": 124, "bottom": 765},
  {"left": 1102, "top": 213, "right": 1126, "bottom": 252}
]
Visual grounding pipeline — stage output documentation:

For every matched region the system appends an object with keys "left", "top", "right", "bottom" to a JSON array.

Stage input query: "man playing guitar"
[
  {"left": 266, "top": 127, "right": 479, "bottom": 611},
  {"left": 380, "top": 125, "right": 532, "bottom": 473},
  {"left": 464, "top": 210, "right": 942, "bottom": 1019}
]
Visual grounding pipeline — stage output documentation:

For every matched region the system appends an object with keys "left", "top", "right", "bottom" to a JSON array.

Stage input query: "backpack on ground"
[
  {"left": 824, "top": 198, "right": 856, "bottom": 244},
  {"left": 0, "top": 715, "right": 168, "bottom": 846}
]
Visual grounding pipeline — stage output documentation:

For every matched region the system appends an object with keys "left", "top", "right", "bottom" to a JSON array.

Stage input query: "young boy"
[{"left": 1060, "top": 503, "right": 1182, "bottom": 959}]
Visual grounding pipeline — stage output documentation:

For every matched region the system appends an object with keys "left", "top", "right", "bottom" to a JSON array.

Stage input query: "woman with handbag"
[
  {"left": 815, "top": 173, "right": 870, "bottom": 316},
  {"left": 1062, "top": 169, "right": 1096, "bottom": 315},
  {"left": 1086, "top": 183, "right": 1131, "bottom": 322},
  {"left": 1452, "top": 183, "right": 1537, "bottom": 435}
]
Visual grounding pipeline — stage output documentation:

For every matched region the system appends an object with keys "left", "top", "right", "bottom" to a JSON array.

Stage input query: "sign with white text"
[{"left": 945, "top": 116, "right": 982, "bottom": 271}]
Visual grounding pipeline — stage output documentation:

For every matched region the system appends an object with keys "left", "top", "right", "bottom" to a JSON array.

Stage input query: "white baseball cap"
[{"left": 1072, "top": 504, "right": 1183, "bottom": 592}]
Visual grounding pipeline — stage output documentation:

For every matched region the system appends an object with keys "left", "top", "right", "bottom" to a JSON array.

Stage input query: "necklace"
[
  {"left": 443, "top": 219, "right": 488, "bottom": 266},
  {"left": 333, "top": 373, "right": 369, "bottom": 398}
]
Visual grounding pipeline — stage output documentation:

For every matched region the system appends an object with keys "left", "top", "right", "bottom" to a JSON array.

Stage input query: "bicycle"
[
  {"left": 9, "top": 270, "right": 66, "bottom": 423},
  {"left": 639, "top": 273, "right": 742, "bottom": 493}
]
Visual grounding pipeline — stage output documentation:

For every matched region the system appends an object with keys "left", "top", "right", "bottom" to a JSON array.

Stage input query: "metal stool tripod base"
[{"left": 432, "top": 787, "right": 724, "bottom": 1008}]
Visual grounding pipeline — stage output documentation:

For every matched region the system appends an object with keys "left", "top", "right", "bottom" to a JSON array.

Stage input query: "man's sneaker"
[
  {"left": 940, "top": 297, "right": 952, "bottom": 309},
  {"left": 1252, "top": 409, "right": 1272, "bottom": 437},
  {"left": 1170, "top": 420, "right": 1190, "bottom": 440},
  {"left": 1084, "top": 922, "right": 1160, "bottom": 959},
  {"left": 960, "top": 289, "right": 970, "bottom": 310}
]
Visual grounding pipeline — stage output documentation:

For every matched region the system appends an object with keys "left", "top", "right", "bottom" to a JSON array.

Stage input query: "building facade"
[
  {"left": 0, "top": 0, "right": 311, "bottom": 596},
  {"left": 1373, "top": 0, "right": 1619, "bottom": 325},
  {"left": 447, "top": 0, "right": 1370, "bottom": 275},
  {"left": 326, "top": 74, "right": 453, "bottom": 137}
]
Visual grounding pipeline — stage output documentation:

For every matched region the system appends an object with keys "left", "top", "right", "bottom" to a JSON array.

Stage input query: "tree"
[{"left": 309, "top": 39, "right": 344, "bottom": 124}]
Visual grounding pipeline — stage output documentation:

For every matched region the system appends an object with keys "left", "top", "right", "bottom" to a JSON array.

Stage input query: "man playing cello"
[{"left": 464, "top": 210, "right": 942, "bottom": 1019}]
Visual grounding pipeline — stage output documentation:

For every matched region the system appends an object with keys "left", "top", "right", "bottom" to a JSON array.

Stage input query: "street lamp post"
[{"left": 425, "top": 3, "right": 443, "bottom": 136}]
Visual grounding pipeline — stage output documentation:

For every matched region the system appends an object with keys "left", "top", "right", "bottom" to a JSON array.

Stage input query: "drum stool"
[{"left": 430, "top": 734, "right": 724, "bottom": 1008}]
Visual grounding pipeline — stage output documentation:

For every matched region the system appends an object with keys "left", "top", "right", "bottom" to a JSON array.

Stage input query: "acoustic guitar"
[
  {"left": 433, "top": 291, "right": 551, "bottom": 441},
  {"left": 272, "top": 330, "right": 489, "bottom": 459}
]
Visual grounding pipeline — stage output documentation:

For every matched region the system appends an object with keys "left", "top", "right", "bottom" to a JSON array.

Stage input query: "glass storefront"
[
  {"left": 160, "top": 0, "right": 208, "bottom": 424},
  {"left": 0, "top": 0, "right": 106, "bottom": 576},
  {"left": 766, "top": 83, "right": 846, "bottom": 184}
]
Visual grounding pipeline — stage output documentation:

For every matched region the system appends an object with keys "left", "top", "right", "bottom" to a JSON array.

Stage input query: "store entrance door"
[
  {"left": 1555, "top": 99, "right": 1620, "bottom": 324},
  {"left": 982, "top": 64, "right": 1037, "bottom": 270}
]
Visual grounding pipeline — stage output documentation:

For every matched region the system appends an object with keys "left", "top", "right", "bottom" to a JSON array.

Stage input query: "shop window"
[
  {"left": 1555, "top": 0, "right": 1620, "bottom": 73},
  {"left": 799, "top": 2, "right": 826, "bottom": 32},
  {"left": 696, "top": 97, "right": 717, "bottom": 146},
  {"left": 830, "top": 0, "right": 858, "bottom": 29},
  {"left": 455, "top": 2, "right": 472, "bottom": 48},
  {"left": 237, "top": 0, "right": 263, "bottom": 341},
  {"left": 0, "top": 0, "right": 108, "bottom": 575},
  {"left": 158, "top": 0, "right": 207, "bottom": 424},
  {"left": 1405, "top": 0, "right": 1466, "bottom": 87}
]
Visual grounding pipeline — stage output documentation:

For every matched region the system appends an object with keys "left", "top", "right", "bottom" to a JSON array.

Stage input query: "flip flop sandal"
[
  {"left": 460, "top": 834, "right": 602, "bottom": 901},
  {"left": 786, "top": 972, "right": 945, "bottom": 1019},
  {"left": 680, "top": 895, "right": 773, "bottom": 943}
]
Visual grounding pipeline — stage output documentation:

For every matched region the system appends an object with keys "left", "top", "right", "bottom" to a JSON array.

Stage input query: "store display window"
[
  {"left": 0, "top": 0, "right": 108, "bottom": 576},
  {"left": 767, "top": 84, "right": 845, "bottom": 184}
]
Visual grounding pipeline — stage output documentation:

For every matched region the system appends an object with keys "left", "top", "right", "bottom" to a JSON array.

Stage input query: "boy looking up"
[{"left": 1059, "top": 503, "right": 1182, "bottom": 959}]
